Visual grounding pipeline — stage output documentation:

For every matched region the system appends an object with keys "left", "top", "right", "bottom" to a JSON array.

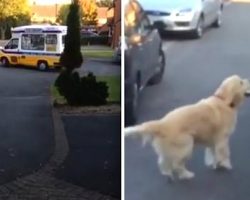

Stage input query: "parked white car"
[{"left": 139, "top": 0, "right": 224, "bottom": 38}]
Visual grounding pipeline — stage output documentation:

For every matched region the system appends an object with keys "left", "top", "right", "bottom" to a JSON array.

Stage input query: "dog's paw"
[
  {"left": 178, "top": 170, "right": 195, "bottom": 180},
  {"left": 161, "top": 170, "right": 174, "bottom": 181},
  {"left": 216, "top": 160, "right": 233, "bottom": 170}
]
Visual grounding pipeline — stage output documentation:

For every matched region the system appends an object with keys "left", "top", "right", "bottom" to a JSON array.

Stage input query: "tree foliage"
[
  {"left": 56, "top": 4, "right": 70, "bottom": 25},
  {"left": 56, "top": 4, "right": 82, "bottom": 26},
  {"left": 97, "top": 0, "right": 113, "bottom": 8},
  {"left": 0, "top": 0, "right": 31, "bottom": 39},
  {"left": 80, "top": 0, "right": 98, "bottom": 25}
]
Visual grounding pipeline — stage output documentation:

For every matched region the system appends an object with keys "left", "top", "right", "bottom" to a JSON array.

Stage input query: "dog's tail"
[{"left": 124, "top": 120, "right": 161, "bottom": 145}]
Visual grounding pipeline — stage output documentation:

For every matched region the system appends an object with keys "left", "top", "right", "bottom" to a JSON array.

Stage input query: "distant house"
[
  {"left": 97, "top": 7, "right": 109, "bottom": 26},
  {"left": 30, "top": 4, "right": 113, "bottom": 25},
  {"left": 31, "top": 4, "right": 60, "bottom": 24}
]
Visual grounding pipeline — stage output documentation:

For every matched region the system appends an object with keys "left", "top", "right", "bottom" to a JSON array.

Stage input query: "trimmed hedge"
[{"left": 55, "top": 70, "right": 109, "bottom": 106}]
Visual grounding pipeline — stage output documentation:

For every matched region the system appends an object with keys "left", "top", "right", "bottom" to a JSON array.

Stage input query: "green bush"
[
  {"left": 55, "top": 70, "right": 82, "bottom": 105},
  {"left": 55, "top": 71, "right": 109, "bottom": 106}
]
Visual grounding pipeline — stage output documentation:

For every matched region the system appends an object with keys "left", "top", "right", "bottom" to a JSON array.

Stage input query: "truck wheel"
[
  {"left": 37, "top": 61, "right": 48, "bottom": 71},
  {"left": 1, "top": 57, "right": 10, "bottom": 67}
]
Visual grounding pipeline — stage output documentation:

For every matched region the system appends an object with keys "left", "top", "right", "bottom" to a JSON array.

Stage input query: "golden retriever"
[{"left": 125, "top": 75, "right": 250, "bottom": 180}]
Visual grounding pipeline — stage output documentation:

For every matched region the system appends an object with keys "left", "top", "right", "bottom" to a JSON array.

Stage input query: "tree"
[
  {"left": 80, "top": 0, "right": 98, "bottom": 26},
  {"left": 97, "top": 0, "right": 113, "bottom": 8},
  {"left": 59, "top": 0, "right": 83, "bottom": 71},
  {"left": 0, "top": 0, "right": 30, "bottom": 39}
]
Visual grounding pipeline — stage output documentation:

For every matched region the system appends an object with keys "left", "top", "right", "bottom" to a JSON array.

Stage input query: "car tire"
[
  {"left": 125, "top": 82, "right": 139, "bottom": 126},
  {"left": 37, "top": 61, "right": 48, "bottom": 71},
  {"left": 192, "top": 17, "right": 204, "bottom": 39},
  {"left": 148, "top": 49, "right": 165, "bottom": 85},
  {"left": 1, "top": 57, "right": 10, "bottom": 67},
  {"left": 212, "top": 9, "right": 222, "bottom": 28}
]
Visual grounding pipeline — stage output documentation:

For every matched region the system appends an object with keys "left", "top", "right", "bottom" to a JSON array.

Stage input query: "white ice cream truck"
[{"left": 0, "top": 25, "right": 67, "bottom": 70}]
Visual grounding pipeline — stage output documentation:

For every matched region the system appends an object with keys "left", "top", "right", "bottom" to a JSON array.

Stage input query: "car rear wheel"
[
  {"left": 213, "top": 9, "right": 222, "bottom": 28},
  {"left": 1, "top": 57, "right": 10, "bottom": 67},
  {"left": 37, "top": 61, "right": 48, "bottom": 71},
  {"left": 192, "top": 17, "right": 204, "bottom": 39},
  {"left": 125, "top": 82, "right": 139, "bottom": 125},
  {"left": 148, "top": 49, "right": 165, "bottom": 85}
]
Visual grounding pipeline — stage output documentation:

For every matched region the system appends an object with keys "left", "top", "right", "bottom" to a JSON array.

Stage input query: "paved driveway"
[
  {"left": 0, "top": 57, "right": 118, "bottom": 185},
  {"left": 125, "top": 3, "right": 250, "bottom": 200},
  {"left": 0, "top": 66, "right": 55, "bottom": 184}
]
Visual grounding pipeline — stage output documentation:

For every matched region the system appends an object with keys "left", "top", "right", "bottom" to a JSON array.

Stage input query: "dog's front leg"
[{"left": 214, "top": 138, "right": 232, "bottom": 170}]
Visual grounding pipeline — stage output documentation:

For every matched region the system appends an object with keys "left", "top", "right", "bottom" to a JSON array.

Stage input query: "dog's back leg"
[
  {"left": 153, "top": 139, "right": 174, "bottom": 180},
  {"left": 158, "top": 156, "right": 174, "bottom": 180},
  {"left": 170, "top": 135, "right": 195, "bottom": 180}
]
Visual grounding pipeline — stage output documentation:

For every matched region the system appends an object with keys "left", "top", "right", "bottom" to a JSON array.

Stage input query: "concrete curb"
[{"left": 0, "top": 99, "right": 118, "bottom": 200}]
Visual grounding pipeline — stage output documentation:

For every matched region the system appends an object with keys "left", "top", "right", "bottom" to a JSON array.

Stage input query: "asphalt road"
[{"left": 125, "top": 3, "right": 250, "bottom": 200}]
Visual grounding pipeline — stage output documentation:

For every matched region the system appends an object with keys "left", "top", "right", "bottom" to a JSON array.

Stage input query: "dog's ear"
[{"left": 215, "top": 80, "right": 243, "bottom": 108}]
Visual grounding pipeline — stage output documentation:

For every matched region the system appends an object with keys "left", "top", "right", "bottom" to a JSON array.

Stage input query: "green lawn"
[
  {"left": 82, "top": 50, "right": 114, "bottom": 59},
  {"left": 51, "top": 85, "right": 67, "bottom": 105},
  {"left": 52, "top": 75, "right": 120, "bottom": 105},
  {"left": 97, "top": 76, "right": 120, "bottom": 103}
]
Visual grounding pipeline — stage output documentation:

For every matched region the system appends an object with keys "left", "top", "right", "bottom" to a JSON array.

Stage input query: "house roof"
[
  {"left": 31, "top": 5, "right": 60, "bottom": 17},
  {"left": 97, "top": 7, "right": 109, "bottom": 19}
]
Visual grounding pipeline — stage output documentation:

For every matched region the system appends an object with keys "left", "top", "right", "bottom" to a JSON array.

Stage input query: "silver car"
[{"left": 139, "top": 0, "right": 224, "bottom": 38}]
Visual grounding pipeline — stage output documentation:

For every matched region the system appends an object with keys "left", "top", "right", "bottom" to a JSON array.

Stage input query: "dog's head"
[{"left": 214, "top": 75, "right": 250, "bottom": 108}]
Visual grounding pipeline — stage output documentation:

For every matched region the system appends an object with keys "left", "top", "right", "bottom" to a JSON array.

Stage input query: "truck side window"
[
  {"left": 21, "top": 34, "right": 45, "bottom": 51},
  {"left": 46, "top": 34, "right": 57, "bottom": 52},
  {"left": 46, "top": 34, "right": 57, "bottom": 44},
  {"left": 5, "top": 38, "right": 19, "bottom": 49}
]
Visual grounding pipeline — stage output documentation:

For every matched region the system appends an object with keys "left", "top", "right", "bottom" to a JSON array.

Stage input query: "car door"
[{"left": 136, "top": 14, "right": 156, "bottom": 86}]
